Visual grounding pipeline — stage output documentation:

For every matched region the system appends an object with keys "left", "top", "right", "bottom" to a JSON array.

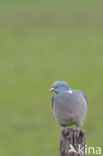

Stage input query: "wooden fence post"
[{"left": 60, "top": 128, "right": 86, "bottom": 156}]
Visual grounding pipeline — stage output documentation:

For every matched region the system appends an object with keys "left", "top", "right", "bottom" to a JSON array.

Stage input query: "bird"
[{"left": 49, "top": 81, "right": 87, "bottom": 136}]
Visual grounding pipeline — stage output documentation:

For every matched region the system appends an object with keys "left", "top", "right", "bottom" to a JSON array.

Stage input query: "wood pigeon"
[{"left": 49, "top": 81, "right": 87, "bottom": 136}]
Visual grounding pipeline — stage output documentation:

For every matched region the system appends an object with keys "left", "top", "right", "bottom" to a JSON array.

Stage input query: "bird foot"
[
  {"left": 61, "top": 127, "right": 70, "bottom": 136},
  {"left": 76, "top": 128, "right": 84, "bottom": 137}
]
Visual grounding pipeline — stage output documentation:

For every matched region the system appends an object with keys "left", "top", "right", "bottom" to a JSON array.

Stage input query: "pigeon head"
[{"left": 49, "top": 81, "right": 69, "bottom": 95}]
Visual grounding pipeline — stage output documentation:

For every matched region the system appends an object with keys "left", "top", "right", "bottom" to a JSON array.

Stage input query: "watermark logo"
[{"left": 69, "top": 144, "right": 102, "bottom": 155}]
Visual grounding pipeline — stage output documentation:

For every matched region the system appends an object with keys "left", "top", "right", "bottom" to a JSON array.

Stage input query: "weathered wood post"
[{"left": 60, "top": 128, "right": 86, "bottom": 156}]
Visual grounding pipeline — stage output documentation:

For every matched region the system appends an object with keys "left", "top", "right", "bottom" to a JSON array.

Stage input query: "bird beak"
[{"left": 49, "top": 88, "right": 54, "bottom": 92}]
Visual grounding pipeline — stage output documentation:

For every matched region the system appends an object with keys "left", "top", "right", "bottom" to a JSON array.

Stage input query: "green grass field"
[{"left": 0, "top": 1, "right": 103, "bottom": 155}]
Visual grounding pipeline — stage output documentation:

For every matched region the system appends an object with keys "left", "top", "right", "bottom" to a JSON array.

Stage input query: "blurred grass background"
[{"left": 0, "top": 0, "right": 103, "bottom": 156}]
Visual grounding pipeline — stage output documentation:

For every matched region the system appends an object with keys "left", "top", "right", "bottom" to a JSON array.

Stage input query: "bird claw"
[
  {"left": 62, "top": 127, "right": 70, "bottom": 136},
  {"left": 76, "top": 128, "right": 84, "bottom": 137}
]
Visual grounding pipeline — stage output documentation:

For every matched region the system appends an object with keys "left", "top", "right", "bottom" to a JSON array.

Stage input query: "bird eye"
[{"left": 54, "top": 86, "right": 59, "bottom": 89}]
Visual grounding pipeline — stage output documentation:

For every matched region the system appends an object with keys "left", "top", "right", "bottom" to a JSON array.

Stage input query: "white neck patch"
[{"left": 66, "top": 90, "right": 72, "bottom": 94}]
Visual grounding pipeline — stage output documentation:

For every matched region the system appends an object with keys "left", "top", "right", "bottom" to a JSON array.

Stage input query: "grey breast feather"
[{"left": 52, "top": 92, "right": 87, "bottom": 127}]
